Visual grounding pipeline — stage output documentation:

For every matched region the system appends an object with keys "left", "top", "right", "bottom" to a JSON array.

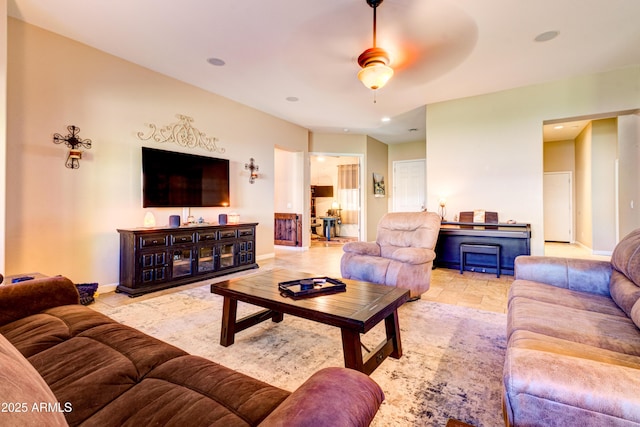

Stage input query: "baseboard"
[
  {"left": 98, "top": 282, "right": 118, "bottom": 294},
  {"left": 256, "top": 253, "right": 275, "bottom": 261},
  {"left": 593, "top": 249, "right": 613, "bottom": 256},
  {"left": 274, "top": 245, "right": 309, "bottom": 252}
]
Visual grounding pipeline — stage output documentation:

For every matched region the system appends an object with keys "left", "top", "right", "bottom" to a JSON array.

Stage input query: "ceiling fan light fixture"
[
  {"left": 357, "top": 47, "right": 394, "bottom": 90},
  {"left": 357, "top": 0, "right": 393, "bottom": 92},
  {"left": 358, "top": 63, "right": 394, "bottom": 90}
]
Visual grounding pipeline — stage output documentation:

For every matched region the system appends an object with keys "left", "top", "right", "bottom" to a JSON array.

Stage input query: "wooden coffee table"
[{"left": 210, "top": 269, "right": 410, "bottom": 375}]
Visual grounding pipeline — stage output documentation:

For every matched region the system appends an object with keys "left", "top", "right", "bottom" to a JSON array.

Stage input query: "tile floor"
[{"left": 95, "top": 241, "right": 610, "bottom": 315}]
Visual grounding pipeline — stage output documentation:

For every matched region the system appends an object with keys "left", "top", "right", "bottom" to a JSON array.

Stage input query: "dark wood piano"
[{"left": 435, "top": 222, "right": 531, "bottom": 276}]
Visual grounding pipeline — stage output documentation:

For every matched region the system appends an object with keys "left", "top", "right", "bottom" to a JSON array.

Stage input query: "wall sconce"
[
  {"left": 53, "top": 125, "right": 92, "bottom": 169},
  {"left": 438, "top": 198, "right": 447, "bottom": 221},
  {"left": 244, "top": 158, "right": 259, "bottom": 184}
]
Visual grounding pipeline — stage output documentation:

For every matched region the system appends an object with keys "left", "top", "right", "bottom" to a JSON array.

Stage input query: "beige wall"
[
  {"left": 0, "top": 2, "right": 7, "bottom": 273},
  {"left": 591, "top": 118, "right": 618, "bottom": 253},
  {"left": 366, "top": 136, "right": 389, "bottom": 241},
  {"left": 544, "top": 140, "right": 575, "bottom": 173},
  {"left": 6, "top": 19, "right": 308, "bottom": 285},
  {"left": 575, "top": 124, "right": 593, "bottom": 248},
  {"left": 427, "top": 66, "right": 640, "bottom": 256},
  {"left": 617, "top": 114, "right": 640, "bottom": 237}
]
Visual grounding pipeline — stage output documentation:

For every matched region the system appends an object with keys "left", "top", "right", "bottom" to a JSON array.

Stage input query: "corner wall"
[
  {"left": 0, "top": 1, "right": 7, "bottom": 274},
  {"left": 426, "top": 66, "right": 640, "bottom": 255},
  {"left": 6, "top": 19, "right": 308, "bottom": 285}
]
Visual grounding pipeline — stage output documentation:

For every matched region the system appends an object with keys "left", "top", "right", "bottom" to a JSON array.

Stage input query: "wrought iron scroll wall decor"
[
  {"left": 53, "top": 125, "right": 92, "bottom": 169},
  {"left": 136, "top": 114, "right": 225, "bottom": 153}
]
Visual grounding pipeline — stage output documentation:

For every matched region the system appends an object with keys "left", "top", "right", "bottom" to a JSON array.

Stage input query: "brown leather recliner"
[{"left": 340, "top": 211, "right": 441, "bottom": 299}]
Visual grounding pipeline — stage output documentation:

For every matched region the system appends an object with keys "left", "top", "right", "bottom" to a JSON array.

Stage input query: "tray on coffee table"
[{"left": 278, "top": 277, "right": 346, "bottom": 298}]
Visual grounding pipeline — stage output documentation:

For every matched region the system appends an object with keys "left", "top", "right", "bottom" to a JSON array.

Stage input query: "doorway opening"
[
  {"left": 310, "top": 154, "right": 363, "bottom": 245},
  {"left": 542, "top": 110, "right": 640, "bottom": 258}
]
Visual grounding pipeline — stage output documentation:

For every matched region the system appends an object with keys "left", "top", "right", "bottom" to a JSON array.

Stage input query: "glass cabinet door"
[
  {"left": 198, "top": 245, "right": 215, "bottom": 273},
  {"left": 218, "top": 243, "right": 235, "bottom": 269},
  {"left": 172, "top": 248, "right": 193, "bottom": 278}
]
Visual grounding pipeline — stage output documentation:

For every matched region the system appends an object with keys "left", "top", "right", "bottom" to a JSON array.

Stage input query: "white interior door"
[
  {"left": 393, "top": 159, "right": 425, "bottom": 212},
  {"left": 544, "top": 172, "right": 572, "bottom": 242}
]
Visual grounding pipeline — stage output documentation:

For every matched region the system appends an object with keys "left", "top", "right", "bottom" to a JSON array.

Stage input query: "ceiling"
[
  {"left": 542, "top": 120, "right": 591, "bottom": 142},
  {"left": 7, "top": 0, "right": 640, "bottom": 144}
]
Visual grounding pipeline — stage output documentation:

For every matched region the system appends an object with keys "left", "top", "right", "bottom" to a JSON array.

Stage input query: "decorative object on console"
[
  {"left": 227, "top": 213, "right": 240, "bottom": 224},
  {"left": 53, "top": 125, "right": 92, "bottom": 169},
  {"left": 143, "top": 211, "right": 156, "bottom": 227},
  {"left": 218, "top": 214, "right": 228, "bottom": 225},
  {"left": 244, "top": 157, "right": 259, "bottom": 183},
  {"left": 136, "top": 114, "right": 225, "bottom": 153},
  {"left": 168, "top": 215, "right": 181, "bottom": 228},
  {"left": 438, "top": 198, "right": 447, "bottom": 221},
  {"left": 357, "top": 0, "right": 394, "bottom": 93},
  {"left": 373, "top": 173, "right": 385, "bottom": 197}
]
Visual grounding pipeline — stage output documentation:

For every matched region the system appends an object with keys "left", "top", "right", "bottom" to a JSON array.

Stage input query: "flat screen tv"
[{"left": 142, "top": 147, "right": 230, "bottom": 208}]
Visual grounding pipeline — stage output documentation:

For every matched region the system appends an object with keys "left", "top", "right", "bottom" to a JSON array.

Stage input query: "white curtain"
[{"left": 337, "top": 164, "right": 359, "bottom": 224}]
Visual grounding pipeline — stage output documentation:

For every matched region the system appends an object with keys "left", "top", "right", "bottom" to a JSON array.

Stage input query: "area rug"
[{"left": 94, "top": 280, "right": 507, "bottom": 426}]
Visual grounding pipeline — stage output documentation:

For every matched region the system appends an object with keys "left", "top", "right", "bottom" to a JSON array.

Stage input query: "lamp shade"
[{"left": 358, "top": 63, "right": 394, "bottom": 90}]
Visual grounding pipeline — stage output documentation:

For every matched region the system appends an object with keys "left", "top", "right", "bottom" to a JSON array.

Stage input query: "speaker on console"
[
  {"left": 169, "top": 215, "right": 181, "bottom": 228},
  {"left": 218, "top": 214, "right": 228, "bottom": 225}
]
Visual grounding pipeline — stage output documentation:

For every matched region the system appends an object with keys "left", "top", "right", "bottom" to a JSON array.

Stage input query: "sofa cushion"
[
  {"left": 611, "top": 228, "right": 640, "bottom": 286},
  {"left": 0, "top": 333, "right": 68, "bottom": 426},
  {"left": 609, "top": 229, "right": 640, "bottom": 330},
  {"left": 504, "top": 343, "right": 640, "bottom": 426},
  {"left": 2, "top": 306, "right": 188, "bottom": 426},
  {"left": 0, "top": 306, "right": 115, "bottom": 358},
  {"left": 509, "top": 280, "right": 626, "bottom": 318},
  {"left": 84, "top": 355, "right": 290, "bottom": 427},
  {"left": 508, "top": 297, "right": 640, "bottom": 356}
]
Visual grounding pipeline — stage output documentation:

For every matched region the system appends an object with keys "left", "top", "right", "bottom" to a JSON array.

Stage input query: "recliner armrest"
[
  {"left": 388, "top": 247, "right": 436, "bottom": 265},
  {"left": 259, "top": 367, "right": 384, "bottom": 427},
  {"left": 0, "top": 276, "right": 80, "bottom": 326},
  {"left": 342, "top": 241, "right": 381, "bottom": 257},
  {"left": 514, "top": 256, "right": 612, "bottom": 296}
]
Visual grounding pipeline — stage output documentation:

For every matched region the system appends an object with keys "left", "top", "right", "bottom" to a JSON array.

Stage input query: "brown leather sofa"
[
  {"left": 340, "top": 211, "right": 441, "bottom": 299},
  {"left": 0, "top": 277, "right": 384, "bottom": 426},
  {"left": 503, "top": 228, "right": 640, "bottom": 426}
]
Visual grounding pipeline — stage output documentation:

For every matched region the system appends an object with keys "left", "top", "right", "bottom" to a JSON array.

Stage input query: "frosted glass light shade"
[{"left": 357, "top": 63, "right": 394, "bottom": 90}]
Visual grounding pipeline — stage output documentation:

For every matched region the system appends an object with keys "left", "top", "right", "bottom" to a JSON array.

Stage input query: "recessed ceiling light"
[
  {"left": 381, "top": 117, "right": 391, "bottom": 122},
  {"left": 554, "top": 125, "right": 564, "bottom": 130},
  {"left": 534, "top": 31, "right": 559, "bottom": 42},
  {"left": 286, "top": 96, "right": 299, "bottom": 102},
  {"left": 343, "top": 128, "right": 350, "bottom": 133},
  {"left": 206, "top": 57, "right": 226, "bottom": 66}
]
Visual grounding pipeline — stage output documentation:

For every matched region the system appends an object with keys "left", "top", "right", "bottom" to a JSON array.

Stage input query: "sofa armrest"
[
  {"left": 388, "top": 247, "right": 436, "bottom": 265},
  {"left": 514, "top": 256, "right": 612, "bottom": 296},
  {"left": 0, "top": 276, "right": 79, "bottom": 326},
  {"left": 342, "top": 241, "right": 381, "bottom": 257},
  {"left": 259, "top": 367, "right": 384, "bottom": 427}
]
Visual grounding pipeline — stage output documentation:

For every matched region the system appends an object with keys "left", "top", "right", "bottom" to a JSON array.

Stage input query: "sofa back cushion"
[
  {"left": 0, "top": 333, "right": 68, "bottom": 426},
  {"left": 610, "top": 228, "right": 640, "bottom": 328},
  {"left": 377, "top": 212, "right": 441, "bottom": 258}
]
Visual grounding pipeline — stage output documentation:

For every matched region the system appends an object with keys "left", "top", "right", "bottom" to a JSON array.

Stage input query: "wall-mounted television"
[{"left": 142, "top": 147, "right": 230, "bottom": 208}]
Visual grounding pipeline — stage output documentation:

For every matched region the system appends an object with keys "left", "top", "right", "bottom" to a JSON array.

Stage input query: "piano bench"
[{"left": 459, "top": 243, "right": 501, "bottom": 278}]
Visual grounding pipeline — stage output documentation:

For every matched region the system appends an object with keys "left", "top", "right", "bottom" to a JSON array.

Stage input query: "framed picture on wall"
[{"left": 373, "top": 173, "right": 385, "bottom": 197}]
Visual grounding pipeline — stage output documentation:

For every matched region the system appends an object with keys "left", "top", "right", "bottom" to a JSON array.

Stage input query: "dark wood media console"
[
  {"left": 435, "top": 222, "right": 531, "bottom": 276},
  {"left": 117, "top": 222, "right": 258, "bottom": 296}
]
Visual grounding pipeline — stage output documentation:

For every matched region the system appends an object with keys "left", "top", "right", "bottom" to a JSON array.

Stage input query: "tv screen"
[{"left": 142, "top": 147, "right": 230, "bottom": 208}]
